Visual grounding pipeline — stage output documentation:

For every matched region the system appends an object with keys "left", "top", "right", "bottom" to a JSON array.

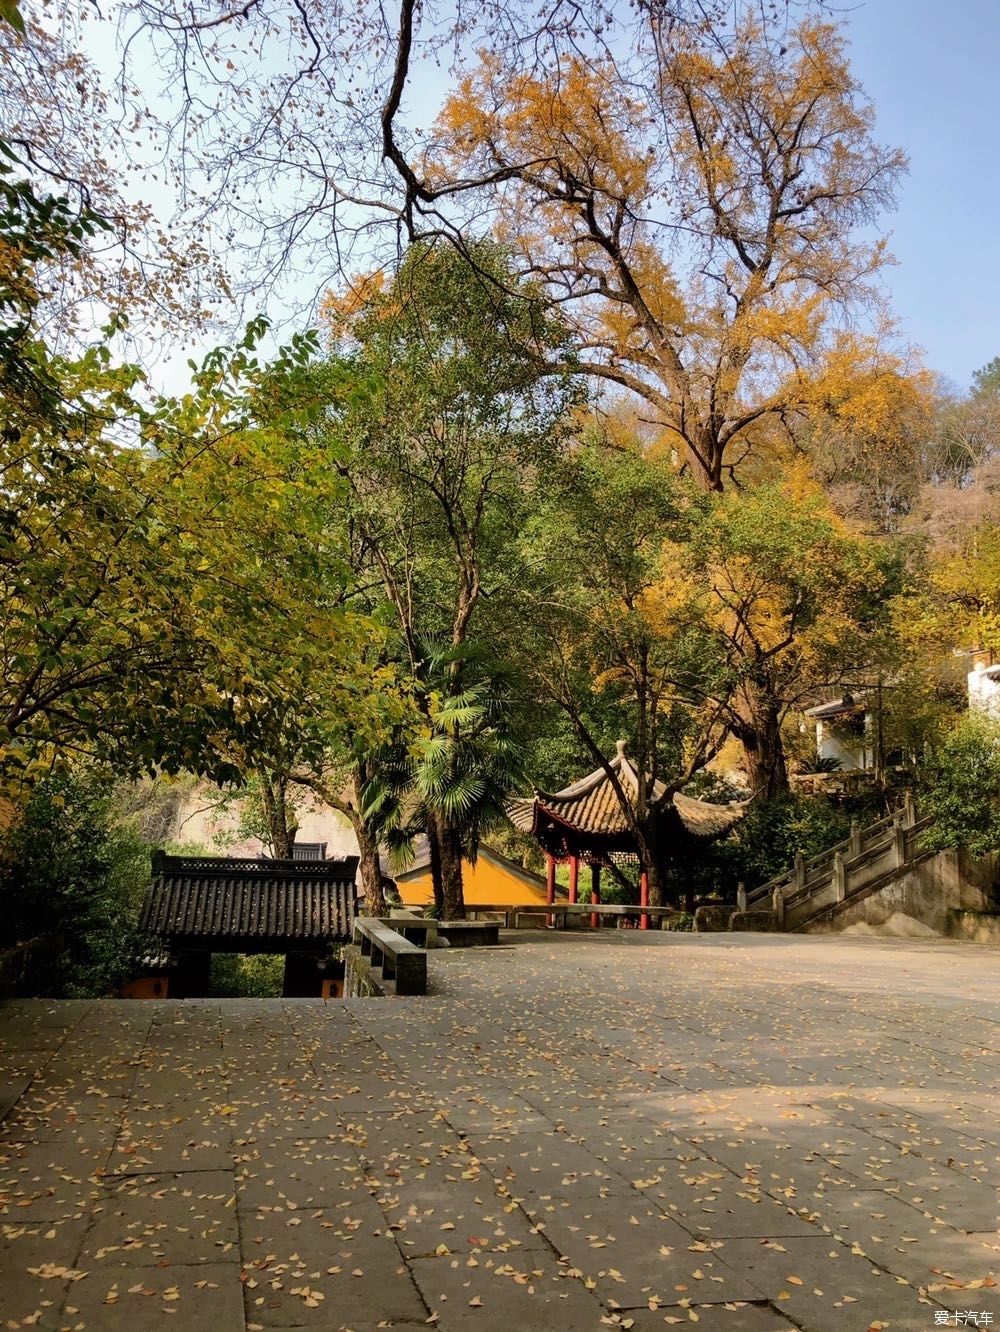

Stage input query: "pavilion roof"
[
  {"left": 140, "top": 854, "right": 358, "bottom": 948},
  {"left": 508, "top": 741, "right": 744, "bottom": 854}
]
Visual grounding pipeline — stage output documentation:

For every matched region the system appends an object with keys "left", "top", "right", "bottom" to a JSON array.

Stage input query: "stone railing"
[{"left": 743, "top": 794, "right": 933, "bottom": 931}]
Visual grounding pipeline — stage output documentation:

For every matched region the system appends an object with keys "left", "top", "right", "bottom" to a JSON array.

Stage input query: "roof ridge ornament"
[{"left": 615, "top": 738, "right": 628, "bottom": 760}]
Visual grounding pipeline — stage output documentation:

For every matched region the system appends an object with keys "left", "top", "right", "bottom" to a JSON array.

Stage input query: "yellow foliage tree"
[
  {"left": 435, "top": 17, "right": 907, "bottom": 490},
  {"left": 649, "top": 474, "right": 898, "bottom": 796},
  {"left": 910, "top": 523, "right": 1000, "bottom": 659},
  {"left": 799, "top": 336, "right": 935, "bottom": 531}
]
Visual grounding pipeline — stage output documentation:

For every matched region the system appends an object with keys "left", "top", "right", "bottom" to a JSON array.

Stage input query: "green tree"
[
  {"left": 516, "top": 436, "right": 733, "bottom": 906},
  {"left": 667, "top": 477, "right": 902, "bottom": 799},
  {"left": 920, "top": 712, "right": 1000, "bottom": 859},
  {"left": 1, "top": 311, "right": 397, "bottom": 804},
  {"left": 720, "top": 794, "right": 851, "bottom": 892},
  {"left": 364, "top": 646, "right": 527, "bottom": 916},
  {"left": 972, "top": 357, "right": 1000, "bottom": 396},
  {"left": 0, "top": 769, "right": 152, "bottom": 996},
  {"left": 320, "top": 241, "right": 578, "bottom": 915}
]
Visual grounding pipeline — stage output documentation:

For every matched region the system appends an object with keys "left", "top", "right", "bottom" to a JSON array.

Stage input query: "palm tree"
[{"left": 364, "top": 645, "right": 526, "bottom": 919}]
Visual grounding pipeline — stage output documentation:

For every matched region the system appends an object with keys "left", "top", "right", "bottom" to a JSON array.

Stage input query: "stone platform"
[{"left": 1, "top": 931, "right": 998, "bottom": 1330}]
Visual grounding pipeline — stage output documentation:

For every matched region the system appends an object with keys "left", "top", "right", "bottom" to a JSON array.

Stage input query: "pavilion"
[
  {"left": 508, "top": 740, "right": 744, "bottom": 927},
  {"left": 137, "top": 852, "right": 358, "bottom": 996}
]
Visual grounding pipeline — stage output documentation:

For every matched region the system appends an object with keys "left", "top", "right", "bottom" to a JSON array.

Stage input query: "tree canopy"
[{"left": 4, "top": 0, "right": 1000, "bottom": 940}]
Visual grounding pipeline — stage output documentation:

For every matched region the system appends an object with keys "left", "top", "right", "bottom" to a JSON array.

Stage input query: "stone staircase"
[{"left": 742, "top": 794, "right": 934, "bottom": 932}]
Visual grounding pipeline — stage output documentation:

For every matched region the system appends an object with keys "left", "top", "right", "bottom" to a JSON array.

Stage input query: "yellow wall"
[
  {"left": 120, "top": 975, "right": 169, "bottom": 999},
  {"left": 397, "top": 851, "right": 551, "bottom": 907}
]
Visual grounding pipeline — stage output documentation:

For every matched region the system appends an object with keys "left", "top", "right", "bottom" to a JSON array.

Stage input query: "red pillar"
[
  {"left": 568, "top": 855, "right": 579, "bottom": 905},
  {"left": 640, "top": 869, "right": 650, "bottom": 931},
  {"left": 546, "top": 853, "right": 556, "bottom": 928},
  {"left": 590, "top": 863, "right": 601, "bottom": 930}
]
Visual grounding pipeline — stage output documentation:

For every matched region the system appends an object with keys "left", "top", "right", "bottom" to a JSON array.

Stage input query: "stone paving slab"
[
  {"left": 60, "top": 1259, "right": 244, "bottom": 1331},
  {"left": 79, "top": 1169, "right": 240, "bottom": 1267},
  {"left": 239, "top": 1200, "right": 427, "bottom": 1326},
  {"left": 2, "top": 932, "right": 1000, "bottom": 1330}
]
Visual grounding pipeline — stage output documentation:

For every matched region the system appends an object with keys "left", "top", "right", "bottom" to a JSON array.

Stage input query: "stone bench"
[
  {"left": 353, "top": 918, "right": 427, "bottom": 995},
  {"left": 437, "top": 920, "right": 501, "bottom": 947},
  {"left": 514, "top": 904, "right": 683, "bottom": 930},
  {"left": 386, "top": 912, "right": 439, "bottom": 948}
]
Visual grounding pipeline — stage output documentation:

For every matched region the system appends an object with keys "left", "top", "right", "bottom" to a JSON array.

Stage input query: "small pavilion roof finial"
[{"left": 615, "top": 738, "right": 628, "bottom": 760}]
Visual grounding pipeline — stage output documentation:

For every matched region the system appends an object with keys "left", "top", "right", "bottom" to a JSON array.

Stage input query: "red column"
[
  {"left": 568, "top": 855, "right": 579, "bottom": 905},
  {"left": 590, "top": 863, "right": 601, "bottom": 930},
  {"left": 640, "top": 869, "right": 650, "bottom": 931},
  {"left": 546, "top": 853, "right": 556, "bottom": 928}
]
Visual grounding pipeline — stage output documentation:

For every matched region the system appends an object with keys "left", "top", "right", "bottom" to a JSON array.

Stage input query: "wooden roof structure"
[
  {"left": 508, "top": 740, "right": 745, "bottom": 863},
  {"left": 140, "top": 853, "right": 358, "bottom": 951}
]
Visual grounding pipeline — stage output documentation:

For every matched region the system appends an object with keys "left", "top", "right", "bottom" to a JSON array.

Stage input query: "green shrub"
[
  {"left": 920, "top": 712, "right": 1000, "bottom": 858},
  {"left": 720, "top": 794, "right": 852, "bottom": 890},
  {"left": 0, "top": 770, "right": 153, "bottom": 996},
  {"left": 661, "top": 912, "right": 694, "bottom": 931},
  {"left": 208, "top": 953, "right": 284, "bottom": 997}
]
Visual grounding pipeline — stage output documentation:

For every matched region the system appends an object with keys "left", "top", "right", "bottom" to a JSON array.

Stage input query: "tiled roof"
[
  {"left": 508, "top": 741, "right": 744, "bottom": 844},
  {"left": 140, "top": 855, "right": 358, "bottom": 946},
  {"left": 804, "top": 694, "right": 866, "bottom": 721},
  {"left": 672, "top": 790, "right": 747, "bottom": 839}
]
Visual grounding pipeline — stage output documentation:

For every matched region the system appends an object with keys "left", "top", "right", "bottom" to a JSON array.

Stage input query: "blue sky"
[
  {"left": 79, "top": 0, "right": 999, "bottom": 395},
  {"left": 845, "top": 0, "right": 1000, "bottom": 389}
]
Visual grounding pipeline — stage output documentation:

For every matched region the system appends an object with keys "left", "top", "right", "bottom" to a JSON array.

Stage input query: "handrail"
[
  {"left": 783, "top": 836, "right": 894, "bottom": 912},
  {"left": 788, "top": 843, "right": 937, "bottom": 932},
  {"left": 752, "top": 799, "right": 914, "bottom": 902},
  {"left": 804, "top": 835, "right": 852, "bottom": 870},
  {"left": 781, "top": 812, "right": 934, "bottom": 931},
  {"left": 353, "top": 917, "right": 427, "bottom": 995}
]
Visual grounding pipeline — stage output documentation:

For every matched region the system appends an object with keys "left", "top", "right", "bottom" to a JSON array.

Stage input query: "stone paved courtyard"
[{"left": 1, "top": 932, "right": 999, "bottom": 1332}]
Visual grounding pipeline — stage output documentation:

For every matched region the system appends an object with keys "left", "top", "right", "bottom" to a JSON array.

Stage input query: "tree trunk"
[
  {"left": 354, "top": 816, "right": 385, "bottom": 917},
  {"left": 261, "top": 776, "right": 298, "bottom": 858},
  {"left": 429, "top": 812, "right": 465, "bottom": 920},
  {"left": 426, "top": 817, "right": 445, "bottom": 915},
  {"left": 633, "top": 811, "right": 670, "bottom": 908},
  {"left": 736, "top": 685, "right": 789, "bottom": 800},
  {"left": 685, "top": 426, "right": 725, "bottom": 493},
  {"left": 645, "top": 856, "right": 669, "bottom": 909}
]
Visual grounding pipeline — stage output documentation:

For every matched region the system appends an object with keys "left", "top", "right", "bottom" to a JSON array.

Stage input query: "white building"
[
  {"left": 803, "top": 694, "right": 873, "bottom": 771},
  {"left": 968, "top": 661, "right": 1000, "bottom": 718}
]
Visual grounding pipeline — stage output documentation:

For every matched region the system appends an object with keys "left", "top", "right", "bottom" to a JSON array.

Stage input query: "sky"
[
  {"left": 67, "top": 0, "right": 1000, "bottom": 395},
  {"left": 844, "top": 0, "right": 1000, "bottom": 390}
]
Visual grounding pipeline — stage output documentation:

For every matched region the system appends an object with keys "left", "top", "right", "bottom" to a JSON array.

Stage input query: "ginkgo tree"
[
  {"left": 431, "top": 17, "right": 909, "bottom": 492},
  {"left": 123, "top": 4, "right": 911, "bottom": 487},
  {"left": 658, "top": 476, "right": 904, "bottom": 797}
]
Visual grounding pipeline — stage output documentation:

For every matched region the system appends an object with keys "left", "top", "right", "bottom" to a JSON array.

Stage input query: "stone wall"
[
  {"left": 728, "top": 910, "right": 776, "bottom": 932},
  {"left": 801, "top": 849, "right": 998, "bottom": 939},
  {"left": 694, "top": 905, "right": 731, "bottom": 932},
  {"left": 947, "top": 909, "right": 1000, "bottom": 945},
  {"left": 343, "top": 944, "right": 387, "bottom": 997}
]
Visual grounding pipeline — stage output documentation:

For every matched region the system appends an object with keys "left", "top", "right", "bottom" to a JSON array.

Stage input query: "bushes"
[
  {"left": 0, "top": 771, "right": 152, "bottom": 996},
  {"left": 208, "top": 953, "right": 284, "bottom": 998},
  {"left": 920, "top": 712, "right": 1000, "bottom": 858},
  {"left": 720, "top": 794, "right": 852, "bottom": 891}
]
